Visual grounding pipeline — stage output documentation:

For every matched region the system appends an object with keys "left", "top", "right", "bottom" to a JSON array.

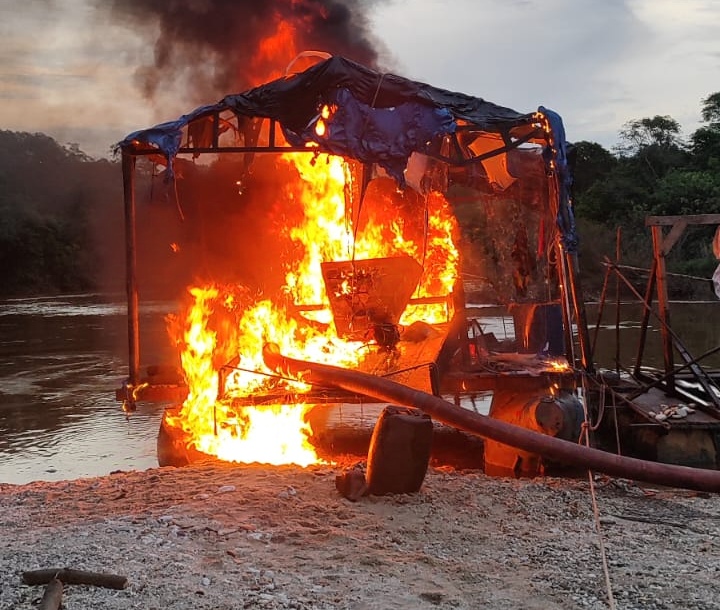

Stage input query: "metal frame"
[
  {"left": 641, "top": 214, "right": 720, "bottom": 410},
  {"left": 120, "top": 113, "right": 588, "bottom": 395}
]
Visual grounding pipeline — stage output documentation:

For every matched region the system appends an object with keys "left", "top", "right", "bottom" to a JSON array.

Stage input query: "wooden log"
[{"left": 22, "top": 568, "right": 128, "bottom": 590}]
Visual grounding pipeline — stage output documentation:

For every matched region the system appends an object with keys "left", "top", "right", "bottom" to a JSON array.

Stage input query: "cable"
[{"left": 578, "top": 376, "right": 617, "bottom": 610}]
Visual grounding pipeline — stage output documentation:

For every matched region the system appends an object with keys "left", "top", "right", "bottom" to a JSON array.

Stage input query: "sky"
[{"left": 1, "top": 0, "right": 718, "bottom": 159}]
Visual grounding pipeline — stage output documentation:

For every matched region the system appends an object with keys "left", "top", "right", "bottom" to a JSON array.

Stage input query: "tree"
[
  {"left": 700, "top": 92, "right": 720, "bottom": 127},
  {"left": 569, "top": 140, "right": 617, "bottom": 195},
  {"left": 0, "top": 131, "right": 123, "bottom": 296},
  {"left": 613, "top": 115, "right": 687, "bottom": 185},
  {"left": 617, "top": 115, "right": 684, "bottom": 154},
  {"left": 690, "top": 91, "right": 720, "bottom": 169}
]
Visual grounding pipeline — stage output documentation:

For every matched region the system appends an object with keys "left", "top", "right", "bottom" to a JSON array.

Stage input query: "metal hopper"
[{"left": 321, "top": 255, "right": 423, "bottom": 340}]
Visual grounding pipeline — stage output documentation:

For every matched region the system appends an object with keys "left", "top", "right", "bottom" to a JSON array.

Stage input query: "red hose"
[{"left": 263, "top": 343, "right": 720, "bottom": 492}]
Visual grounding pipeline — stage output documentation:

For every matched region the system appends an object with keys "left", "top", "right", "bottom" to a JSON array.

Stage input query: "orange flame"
[
  {"left": 166, "top": 150, "right": 459, "bottom": 467},
  {"left": 248, "top": 20, "right": 298, "bottom": 85}
]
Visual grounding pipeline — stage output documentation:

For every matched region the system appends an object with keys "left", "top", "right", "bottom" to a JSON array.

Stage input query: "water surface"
[
  {"left": 0, "top": 294, "right": 174, "bottom": 485},
  {"left": 1, "top": 295, "right": 718, "bottom": 485}
]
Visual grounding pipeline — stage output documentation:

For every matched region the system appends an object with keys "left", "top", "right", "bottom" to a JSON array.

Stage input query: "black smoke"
[{"left": 105, "top": 0, "right": 386, "bottom": 103}]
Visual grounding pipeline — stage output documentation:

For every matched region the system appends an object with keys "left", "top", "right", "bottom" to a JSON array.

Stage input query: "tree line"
[
  {"left": 1, "top": 92, "right": 718, "bottom": 298},
  {"left": 572, "top": 92, "right": 720, "bottom": 298},
  {"left": 0, "top": 131, "right": 124, "bottom": 296}
]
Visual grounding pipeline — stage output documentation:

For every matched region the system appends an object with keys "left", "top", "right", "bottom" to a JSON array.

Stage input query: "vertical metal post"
[
  {"left": 651, "top": 224, "right": 674, "bottom": 388},
  {"left": 632, "top": 261, "right": 657, "bottom": 377},
  {"left": 614, "top": 227, "right": 621, "bottom": 374},
  {"left": 564, "top": 249, "right": 595, "bottom": 374},
  {"left": 122, "top": 151, "right": 140, "bottom": 385}
]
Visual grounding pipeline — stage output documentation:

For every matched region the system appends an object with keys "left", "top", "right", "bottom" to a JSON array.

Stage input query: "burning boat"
[{"left": 116, "top": 54, "right": 720, "bottom": 488}]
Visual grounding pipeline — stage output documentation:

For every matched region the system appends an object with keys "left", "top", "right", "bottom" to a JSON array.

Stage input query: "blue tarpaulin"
[
  {"left": 119, "top": 56, "right": 532, "bottom": 175},
  {"left": 119, "top": 55, "right": 573, "bottom": 240}
]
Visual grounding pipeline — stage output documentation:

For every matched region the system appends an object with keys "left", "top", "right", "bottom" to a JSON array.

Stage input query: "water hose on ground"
[{"left": 262, "top": 342, "right": 720, "bottom": 493}]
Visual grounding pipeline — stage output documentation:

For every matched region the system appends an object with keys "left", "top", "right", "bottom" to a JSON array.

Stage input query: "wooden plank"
[
  {"left": 661, "top": 219, "right": 688, "bottom": 255},
  {"left": 23, "top": 568, "right": 128, "bottom": 590},
  {"left": 38, "top": 579, "right": 62, "bottom": 610}
]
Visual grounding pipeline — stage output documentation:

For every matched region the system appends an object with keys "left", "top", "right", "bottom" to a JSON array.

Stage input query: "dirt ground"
[{"left": 1, "top": 461, "right": 719, "bottom": 610}]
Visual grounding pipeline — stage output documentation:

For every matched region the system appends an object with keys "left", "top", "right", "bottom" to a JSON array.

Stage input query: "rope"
[
  {"left": 173, "top": 175, "right": 185, "bottom": 221},
  {"left": 578, "top": 377, "right": 617, "bottom": 610},
  {"left": 586, "top": 463, "right": 617, "bottom": 610}
]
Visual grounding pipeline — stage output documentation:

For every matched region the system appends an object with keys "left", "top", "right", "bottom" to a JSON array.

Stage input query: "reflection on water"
[
  {"left": 1, "top": 294, "right": 718, "bottom": 485},
  {"left": 0, "top": 294, "right": 177, "bottom": 485},
  {"left": 586, "top": 301, "right": 720, "bottom": 371}
]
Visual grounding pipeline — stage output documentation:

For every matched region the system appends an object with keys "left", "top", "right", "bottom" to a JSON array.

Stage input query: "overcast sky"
[{"left": 1, "top": 0, "right": 718, "bottom": 158}]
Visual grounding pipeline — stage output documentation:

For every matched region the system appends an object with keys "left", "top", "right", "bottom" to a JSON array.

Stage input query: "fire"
[
  {"left": 249, "top": 20, "right": 298, "bottom": 85},
  {"left": 549, "top": 359, "right": 570, "bottom": 372},
  {"left": 165, "top": 148, "right": 460, "bottom": 467}
]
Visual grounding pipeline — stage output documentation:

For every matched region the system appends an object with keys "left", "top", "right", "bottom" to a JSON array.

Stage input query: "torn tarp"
[
  {"left": 118, "top": 55, "right": 532, "bottom": 179},
  {"left": 284, "top": 87, "right": 456, "bottom": 184}
]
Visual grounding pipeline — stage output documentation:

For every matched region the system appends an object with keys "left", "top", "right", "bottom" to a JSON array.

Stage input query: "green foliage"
[
  {"left": 648, "top": 169, "right": 720, "bottom": 217},
  {"left": 0, "top": 210, "right": 91, "bottom": 293},
  {"left": 573, "top": 95, "right": 720, "bottom": 299},
  {"left": 700, "top": 92, "right": 720, "bottom": 126},
  {"left": 689, "top": 128, "right": 720, "bottom": 169},
  {"left": 0, "top": 131, "right": 122, "bottom": 296},
  {"left": 574, "top": 161, "right": 652, "bottom": 225},
  {"left": 570, "top": 140, "right": 617, "bottom": 195},
  {"left": 690, "top": 96, "right": 720, "bottom": 169}
]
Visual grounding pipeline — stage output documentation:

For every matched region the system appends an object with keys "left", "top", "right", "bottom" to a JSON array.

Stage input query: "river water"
[
  {"left": 0, "top": 294, "right": 175, "bottom": 485},
  {"left": 1, "top": 294, "right": 719, "bottom": 485}
]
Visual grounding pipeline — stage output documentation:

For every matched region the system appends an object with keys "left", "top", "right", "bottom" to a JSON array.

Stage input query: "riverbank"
[{"left": 1, "top": 462, "right": 719, "bottom": 609}]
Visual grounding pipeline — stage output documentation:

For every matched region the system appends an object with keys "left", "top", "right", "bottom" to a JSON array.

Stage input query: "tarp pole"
[{"left": 122, "top": 151, "right": 140, "bottom": 385}]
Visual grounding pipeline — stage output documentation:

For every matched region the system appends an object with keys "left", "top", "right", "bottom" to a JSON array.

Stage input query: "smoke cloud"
[{"left": 105, "top": 0, "right": 386, "bottom": 104}]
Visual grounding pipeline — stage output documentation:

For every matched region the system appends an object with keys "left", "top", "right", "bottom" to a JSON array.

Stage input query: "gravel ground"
[{"left": 1, "top": 462, "right": 719, "bottom": 610}]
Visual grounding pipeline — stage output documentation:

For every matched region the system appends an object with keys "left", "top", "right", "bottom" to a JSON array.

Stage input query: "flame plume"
[{"left": 166, "top": 152, "right": 459, "bottom": 466}]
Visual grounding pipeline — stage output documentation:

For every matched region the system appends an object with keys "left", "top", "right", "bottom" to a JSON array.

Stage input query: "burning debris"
[
  {"left": 117, "top": 3, "right": 583, "bottom": 477},
  {"left": 159, "top": 149, "right": 460, "bottom": 466}
]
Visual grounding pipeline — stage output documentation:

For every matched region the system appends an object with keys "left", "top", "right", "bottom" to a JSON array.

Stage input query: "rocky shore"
[{"left": 1, "top": 462, "right": 719, "bottom": 609}]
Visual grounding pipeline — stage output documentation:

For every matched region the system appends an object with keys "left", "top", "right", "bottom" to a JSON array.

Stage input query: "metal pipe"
[
  {"left": 263, "top": 343, "right": 720, "bottom": 492},
  {"left": 633, "top": 260, "right": 657, "bottom": 377},
  {"left": 122, "top": 152, "right": 140, "bottom": 385}
]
